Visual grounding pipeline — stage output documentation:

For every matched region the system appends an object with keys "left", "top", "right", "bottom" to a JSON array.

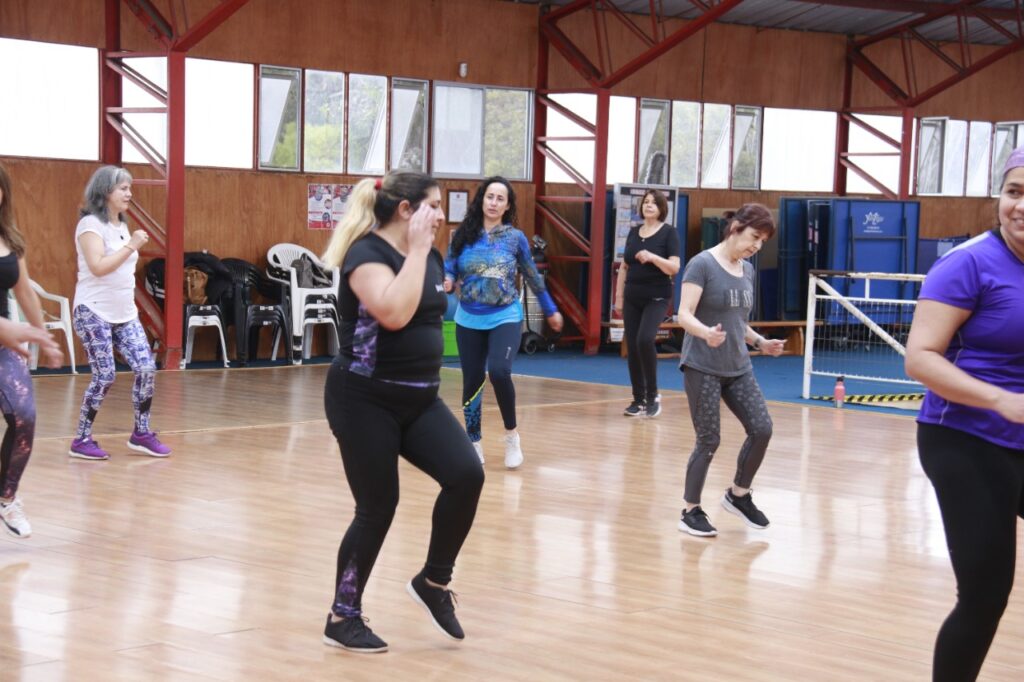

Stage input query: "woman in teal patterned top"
[{"left": 445, "top": 177, "right": 563, "bottom": 469}]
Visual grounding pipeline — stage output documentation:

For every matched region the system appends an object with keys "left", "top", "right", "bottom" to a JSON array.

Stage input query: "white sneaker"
[
  {"left": 472, "top": 441, "right": 485, "bottom": 465},
  {"left": 0, "top": 498, "right": 31, "bottom": 538},
  {"left": 504, "top": 432, "right": 524, "bottom": 469}
]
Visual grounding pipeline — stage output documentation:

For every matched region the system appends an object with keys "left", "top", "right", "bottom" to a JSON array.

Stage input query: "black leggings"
[
  {"left": 918, "top": 423, "right": 1024, "bottom": 682},
  {"left": 623, "top": 294, "right": 667, "bottom": 403},
  {"left": 324, "top": 363, "right": 484, "bottom": 618},
  {"left": 456, "top": 322, "right": 521, "bottom": 442},
  {"left": 682, "top": 366, "right": 773, "bottom": 505}
]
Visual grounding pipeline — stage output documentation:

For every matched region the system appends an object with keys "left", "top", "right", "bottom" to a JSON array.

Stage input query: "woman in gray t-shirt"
[{"left": 675, "top": 204, "right": 784, "bottom": 537}]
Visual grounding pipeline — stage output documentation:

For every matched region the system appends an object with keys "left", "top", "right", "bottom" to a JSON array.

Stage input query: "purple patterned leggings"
[
  {"left": 73, "top": 305, "right": 156, "bottom": 439},
  {"left": 0, "top": 347, "right": 36, "bottom": 500}
]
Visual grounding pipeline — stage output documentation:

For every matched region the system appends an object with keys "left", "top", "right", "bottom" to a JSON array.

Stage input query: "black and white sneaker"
[
  {"left": 623, "top": 400, "right": 646, "bottom": 417},
  {"left": 721, "top": 489, "right": 770, "bottom": 529},
  {"left": 645, "top": 395, "right": 662, "bottom": 418},
  {"left": 323, "top": 614, "right": 388, "bottom": 653},
  {"left": 407, "top": 572, "right": 464, "bottom": 640},
  {"left": 678, "top": 506, "right": 718, "bottom": 537}
]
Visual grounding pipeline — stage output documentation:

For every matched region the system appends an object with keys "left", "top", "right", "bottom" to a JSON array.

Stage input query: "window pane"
[
  {"left": 433, "top": 85, "right": 483, "bottom": 176},
  {"left": 303, "top": 70, "right": 345, "bottom": 173},
  {"left": 543, "top": 93, "right": 596, "bottom": 184},
  {"left": 965, "top": 121, "right": 992, "bottom": 197},
  {"left": 347, "top": 74, "right": 387, "bottom": 175},
  {"left": 732, "top": 105, "right": 761, "bottom": 189},
  {"left": 637, "top": 99, "right": 670, "bottom": 184},
  {"left": 941, "top": 120, "right": 967, "bottom": 196},
  {"left": 391, "top": 79, "right": 428, "bottom": 172},
  {"left": 0, "top": 38, "right": 98, "bottom": 160},
  {"left": 121, "top": 56, "right": 167, "bottom": 165},
  {"left": 917, "top": 119, "right": 943, "bottom": 194},
  {"left": 259, "top": 66, "right": 301, "bottom": 170},
  {"left": 701, "top": 103, "right": 731, "bottom": 188},
  {"left": 991, "top": 122, "right": 1021, "bottom": 195},
  {"left": 607, "top": 96, "right": 636, "bottom": 185},
  {"left": 484, "top": 88, "right": 532, "bottom": 180},
  {"left": 760, "top": 108, "right": 836, "bottom": 192},
  {"left": 847, "top": 114, "right": 902, "bottom": 195},
  {"left": 669, "top": 101, "right": 699, "bottom": 188},
  {"left": 185, "top": 58, "right": 254, "bottom": 168}
]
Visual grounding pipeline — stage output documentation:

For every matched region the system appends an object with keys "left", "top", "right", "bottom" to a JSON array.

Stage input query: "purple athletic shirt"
[{"left": 916, "top": 229, "right": 1024, "bottom": 449}]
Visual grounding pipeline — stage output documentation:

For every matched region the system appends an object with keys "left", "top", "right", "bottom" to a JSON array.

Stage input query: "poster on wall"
[
  {"left": 307, "top": 183, "right": 354, "bottom": 230},
  {"left": 608, "top": 183, "right": 683, "bottom": 324},
  {"left": 610, "top": 183, "right": 679, "bottom": 262}
]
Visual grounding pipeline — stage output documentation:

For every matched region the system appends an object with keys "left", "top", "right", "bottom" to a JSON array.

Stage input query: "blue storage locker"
[{"left": 917, "top": 235, "right": 969, "bottom": 274}]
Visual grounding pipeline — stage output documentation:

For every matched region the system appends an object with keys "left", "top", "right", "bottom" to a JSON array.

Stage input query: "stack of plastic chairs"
[{"left": 265, "top": 243, "right": 340, "bottom": 364}]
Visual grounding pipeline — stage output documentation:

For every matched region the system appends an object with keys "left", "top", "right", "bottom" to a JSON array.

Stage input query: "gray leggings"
[{"left": 682, "top": 366, "right": 773, "bottom": 505}]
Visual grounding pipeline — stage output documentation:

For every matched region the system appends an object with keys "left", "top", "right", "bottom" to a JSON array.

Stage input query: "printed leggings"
[
  {"left": 0, "top": 348, "right": 36, "bottom": 500},
  {"left": 456, "top": 322, "right": 521, "bottom": 442},
  {"left": 682, "top": 366, "right": 773, "bottom": 505},
  {"left": 918, "top": 422, "right": 1024, "bottom": 682},
  {"left": 324, "top": 364, "right": 484, "bottom": 617},
  {"left": 73, "top": 305, "right": 156, "bottom": 438}
]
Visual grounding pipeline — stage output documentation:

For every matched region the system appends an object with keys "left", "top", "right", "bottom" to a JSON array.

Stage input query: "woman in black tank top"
[{"left": 0, "top": 161, "right": 64, "bottom": 540}]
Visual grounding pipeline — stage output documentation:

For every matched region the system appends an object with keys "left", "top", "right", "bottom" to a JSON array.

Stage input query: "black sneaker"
[
  {"left": 678, "top": 506, "right": 718, "bottom": 537},
  {"left": 323, "top": 614, "right": 388, "bottom": 653},
  {"left": 721, "top": 489, "right": 770, "bottom": 529},
  {"left": 406, "top": 572, "right": 464, "bottom": 641},
  {"left": 645, "top": 395, "right": 662, "bottom": 418},
  {"left": 623, "top": 400, "right": 646, "bottom": 417}
]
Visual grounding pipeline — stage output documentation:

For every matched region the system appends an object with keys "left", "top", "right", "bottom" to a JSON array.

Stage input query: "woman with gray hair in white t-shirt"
[
  {"left": 675, "top": 203, "right": 784, "bottom": 537},
  {"left": 69, "top": 165, "right": 170, "bottom": 461}
]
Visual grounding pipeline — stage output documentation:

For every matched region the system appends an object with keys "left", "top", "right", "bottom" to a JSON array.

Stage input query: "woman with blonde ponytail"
[{"left": 321, "top": 171, "right": 484, "bottom": 654}]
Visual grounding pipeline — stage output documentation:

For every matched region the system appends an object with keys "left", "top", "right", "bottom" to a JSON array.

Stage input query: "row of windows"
[{"left": 1, "top": 37, "right": 1020, "bottom": 197}]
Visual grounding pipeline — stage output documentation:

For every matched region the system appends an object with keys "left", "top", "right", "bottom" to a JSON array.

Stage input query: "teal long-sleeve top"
[{"left": 445, "top": 224, "right": 557, "bottom": 329}]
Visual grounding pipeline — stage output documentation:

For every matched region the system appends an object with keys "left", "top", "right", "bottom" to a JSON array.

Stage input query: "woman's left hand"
[
  {"left": 547, "top": 312, "right": 564, "bottom": 333},
  {"left": 635, "top": 249, "right": 653, "bottom": 264},
  {"left": 761, "top": 338, "right": 785, "bottom": 357}
]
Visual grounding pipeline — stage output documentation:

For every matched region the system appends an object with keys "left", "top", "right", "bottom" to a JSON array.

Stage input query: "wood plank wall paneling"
[{"left": 1, "top": 0, "right": 1020, "bottom": 360}]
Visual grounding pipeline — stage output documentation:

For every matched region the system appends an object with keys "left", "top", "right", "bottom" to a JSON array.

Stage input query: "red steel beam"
[
  {"left": 163, "top": 50, "right": 186, "bottom": 369},
  {"left": 100, "top": 0, "right": 123, "bottom": 165},
  {"left": 598, "top": 0, "right": 745, "bottom": 88},
  {"left": 854, "top": 0, "right": 987, "bottom": 49},
  {"left": 173, "top": 0, "right": 253, "bottom": 51},
  {"left": 907, "top": 36, "right": 1024, "bottom": 106}
]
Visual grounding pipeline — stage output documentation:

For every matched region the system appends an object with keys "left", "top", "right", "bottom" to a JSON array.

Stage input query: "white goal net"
[{"left": 802, "top": 270, "right": 926, "bottom": 399}]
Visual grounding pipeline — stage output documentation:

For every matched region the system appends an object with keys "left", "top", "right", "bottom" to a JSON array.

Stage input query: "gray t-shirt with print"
[{"left": 679, "top": 250, "right": 754, "bottom": 377}]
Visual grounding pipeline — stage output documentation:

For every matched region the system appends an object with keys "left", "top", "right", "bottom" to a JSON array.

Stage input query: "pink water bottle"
[{"left": 833, "top": 376, "right": 846, "bottom": 409}]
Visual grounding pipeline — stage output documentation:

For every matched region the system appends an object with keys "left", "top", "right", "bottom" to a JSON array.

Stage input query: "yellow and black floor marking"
[{"left": 810, "top": 393, "right": 925, "bottom": 404}]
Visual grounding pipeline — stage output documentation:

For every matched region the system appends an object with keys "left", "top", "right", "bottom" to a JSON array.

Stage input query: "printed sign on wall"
[{"left": 307, "top": 183, "right": 354, "bottom": 230}]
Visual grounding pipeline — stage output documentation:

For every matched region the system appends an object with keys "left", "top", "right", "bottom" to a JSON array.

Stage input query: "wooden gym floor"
[{"left": 3, "top": 365, "right": 1023, "bottom": 681}]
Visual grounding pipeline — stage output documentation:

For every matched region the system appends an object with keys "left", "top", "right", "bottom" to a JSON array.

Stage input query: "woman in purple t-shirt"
[{"left": 906, "top": 144, "right": 1024, "bottom": 681}]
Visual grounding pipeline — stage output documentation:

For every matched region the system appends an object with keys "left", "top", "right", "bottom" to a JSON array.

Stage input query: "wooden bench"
[{"left": 606, "top": 319, "right": 808, "bottom": 358}]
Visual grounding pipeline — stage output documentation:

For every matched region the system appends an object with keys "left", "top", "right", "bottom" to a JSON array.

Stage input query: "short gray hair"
[{"left": 80, "top": 165, "right": 133, "bottom": 223}]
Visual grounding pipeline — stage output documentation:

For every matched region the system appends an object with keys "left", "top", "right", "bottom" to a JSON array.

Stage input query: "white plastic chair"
[
  {"left": 181, "top": 304, "right": 230, "bottom": 369},
  {"left": 266, "top": 243, "right": 340, "bottom": 364},
  {"left": 6, "top": 281, "right": 77, "bottom": 373}
]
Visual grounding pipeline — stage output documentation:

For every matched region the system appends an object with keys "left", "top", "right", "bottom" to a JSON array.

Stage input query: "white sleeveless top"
[{"left": 74, "top": 214, "right": 139, "bottom": 323}]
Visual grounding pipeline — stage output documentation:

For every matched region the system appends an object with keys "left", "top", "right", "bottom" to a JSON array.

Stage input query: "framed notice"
[
  {"left": 307, "top": 183, "right": 354, "bottom": 230},
  {"left": 447, "top": 190, "right": 468, "bottom": 223}
]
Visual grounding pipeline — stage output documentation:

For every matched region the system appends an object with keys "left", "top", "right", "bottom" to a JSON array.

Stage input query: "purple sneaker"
[
  {"left": 69, "top": 437, "right": 110, "bottom": 460},
  {"left": 127, "top": 431, "right": 171, "bottom": 457}
]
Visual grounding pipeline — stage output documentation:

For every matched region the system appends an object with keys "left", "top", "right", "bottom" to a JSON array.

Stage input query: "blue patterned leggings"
[
  {"left": 0, "top": 347, "right": 36, "bottom": 500},
  {"left": 73, "top": 305, "right": 156, "bottom": 438}
]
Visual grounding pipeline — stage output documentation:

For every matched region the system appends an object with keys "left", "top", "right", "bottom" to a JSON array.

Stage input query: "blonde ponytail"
[{"left": 322, "top": 178, "right": 378, "bottom": 268}]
